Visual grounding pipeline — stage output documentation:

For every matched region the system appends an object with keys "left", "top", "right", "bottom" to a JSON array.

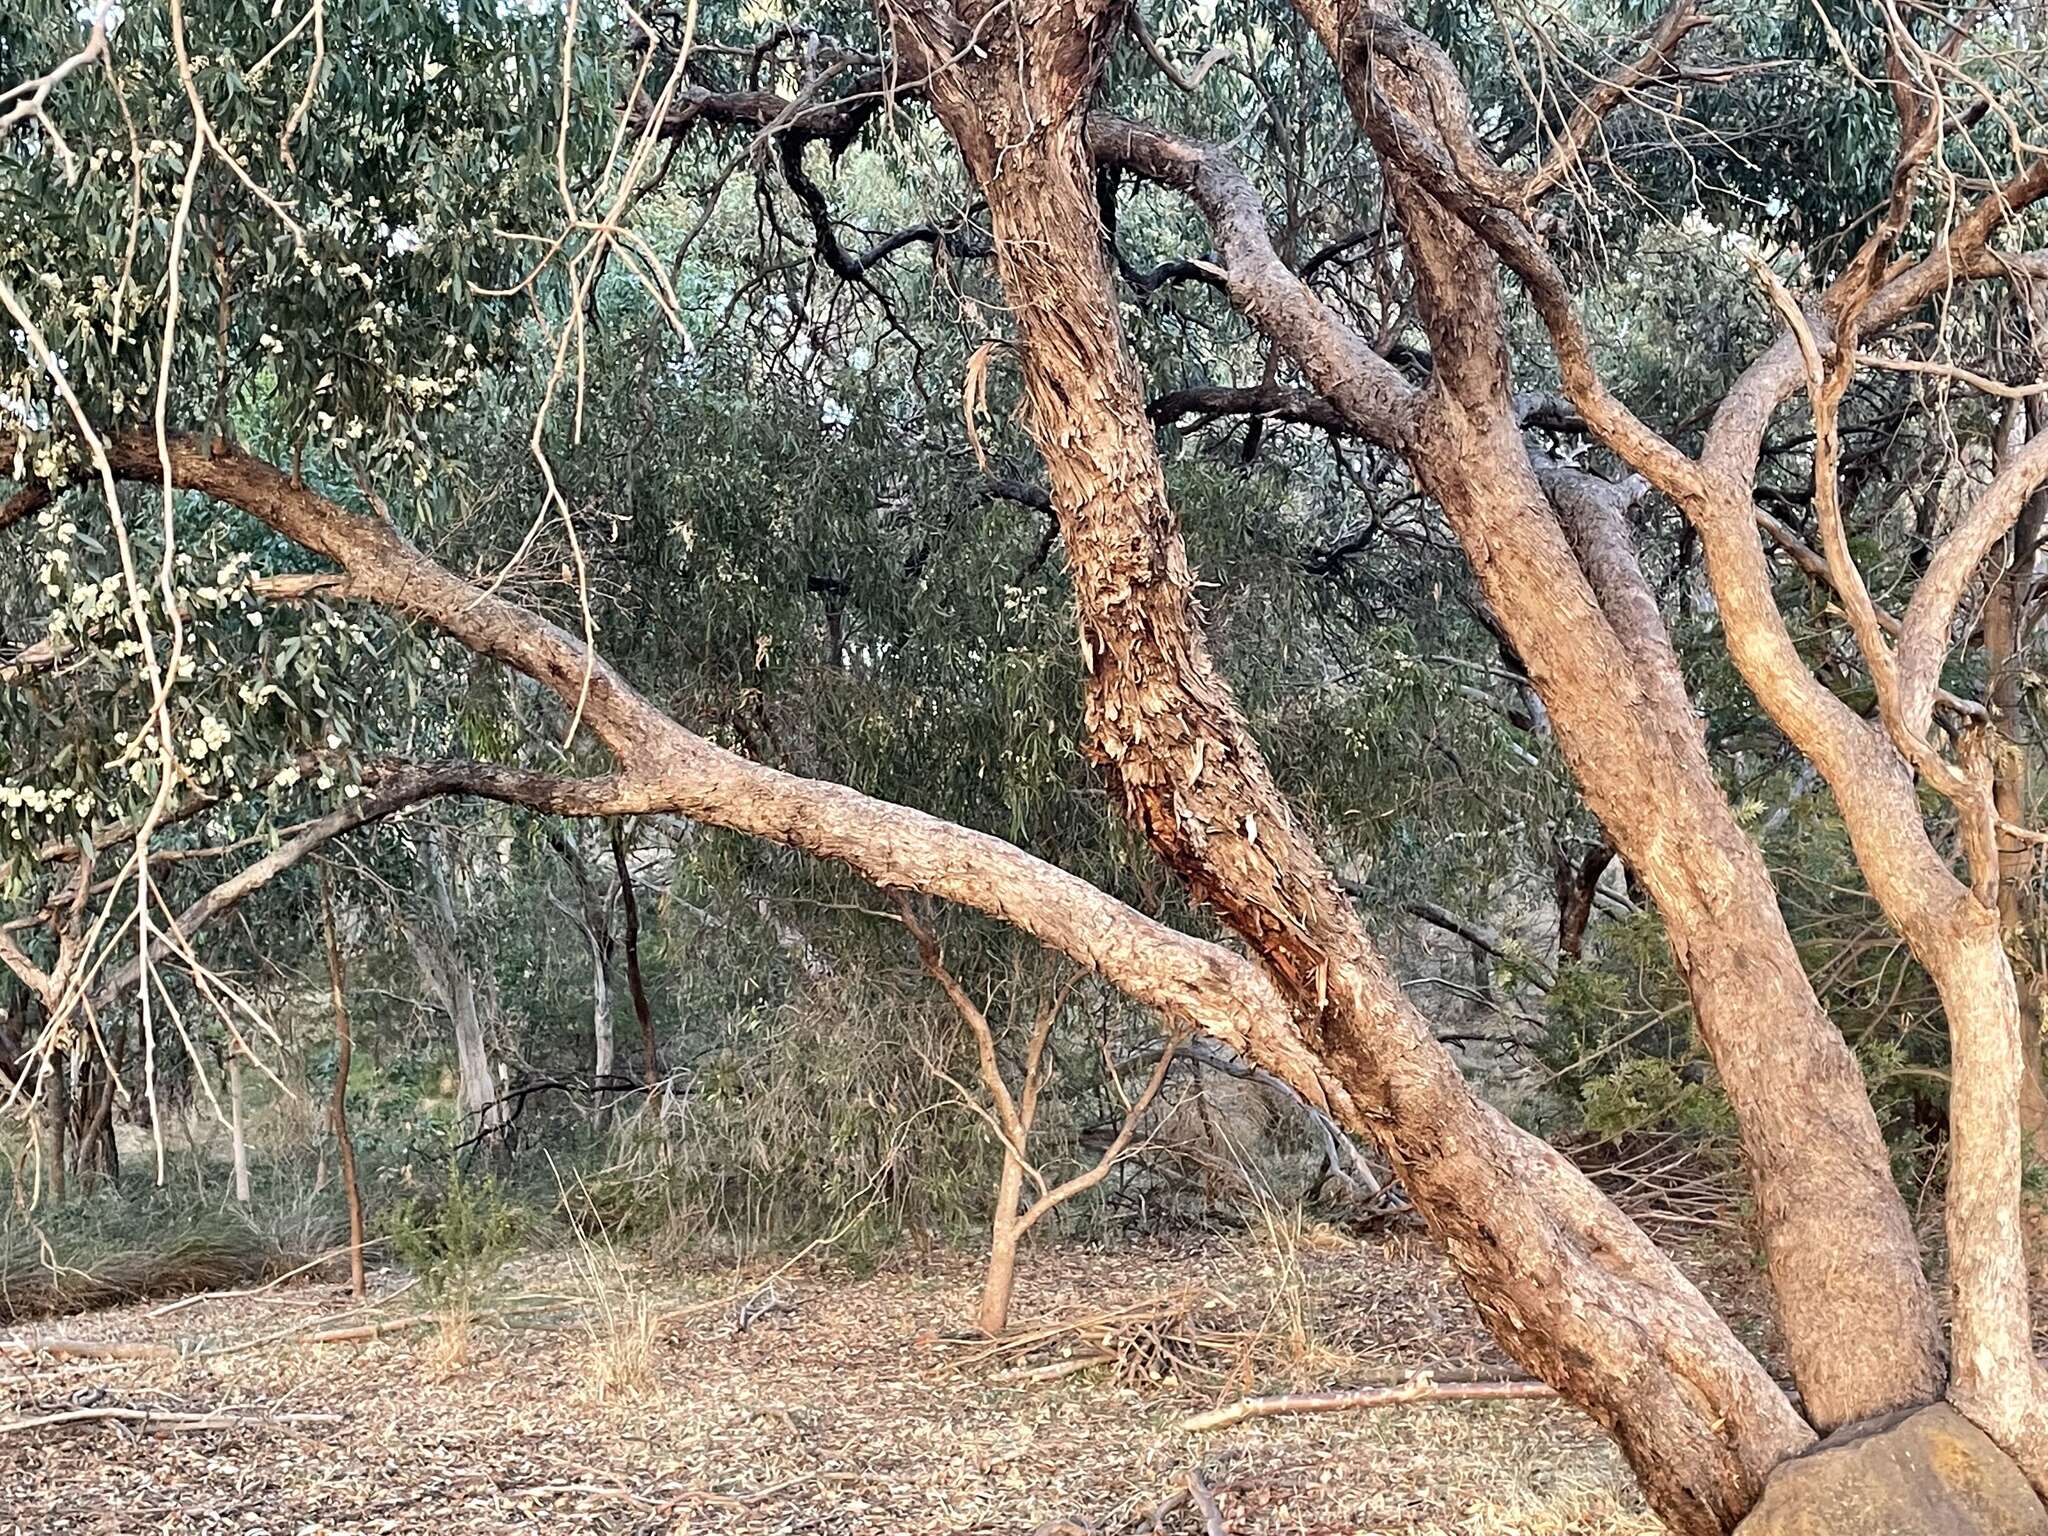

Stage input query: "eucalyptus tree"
[{"left": 5, "top": 1, "right": 2048, "bottom": 1531}]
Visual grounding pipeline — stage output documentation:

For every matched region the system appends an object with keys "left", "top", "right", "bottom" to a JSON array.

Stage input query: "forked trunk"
[
  {"left": 1207, "top": 0, "right": 1950, "bottom": 1428},
  {"left": 887, "top": 7, "right": 1812, "bottom": 1526}
]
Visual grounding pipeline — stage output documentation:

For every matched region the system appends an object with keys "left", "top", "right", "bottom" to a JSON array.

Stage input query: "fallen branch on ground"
[
  {"left": 302, "top": 1312, "right": 439, "bottom": 1345},
  {"left": 0, "top": 1405, "right": 344, "bottom": 1434},
  {"left": 1180, "top": 1372, "right": 1556, "bottom": 1432},
  {"left": 2, "top": 1335, "right": 178, "bottom": 1361},
  {"left": 1185, "top": 1468, "right": 1226, "bottom": 1536},
  {"left": 144, "top": 1244, "right": 370, "bottom": 1318}
]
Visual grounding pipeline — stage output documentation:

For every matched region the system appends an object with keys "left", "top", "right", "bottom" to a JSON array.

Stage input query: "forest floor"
[{"left": 0, "top": 1225, "right": 1771, "bottom": 1535}]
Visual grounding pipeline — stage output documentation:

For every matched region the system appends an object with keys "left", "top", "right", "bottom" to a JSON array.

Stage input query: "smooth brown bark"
[
  {"left": 980, "top": 1155, "right": 1026, "bottom": 1337},
  {"left": 903, "top": 910, "right": 1172, "bottom": 1337}
]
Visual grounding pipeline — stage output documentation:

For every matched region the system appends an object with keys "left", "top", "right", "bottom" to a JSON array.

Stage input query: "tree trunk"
[
  {"left": 588, "top": 928, "right": 613, "bottom": 1130},
  {"left": 549, "top": 826, "right": 617, "bottom": 1129},
  {"left": 888, "top": 8, "right": 1812, "bottom": 1527},
  {"left": 979, "top": 1152, "right": 1027, "bottom": 1336},
  {"left": 228, "top": 1050, "right": 251, "bottom": 1204},
  {"left": 1989, "top": 401, "right": 2048, "bottom": 1169},
  {"left": 1132, "top": 0, "right": 1947, "bottom": 1428},
  {"left": 1554, "top": 844, "right": 1612, "bottom": 964},
  {"left": 42, "top": 1044, "right": 66, "bottom": 1203},
  {"left": 320, "top": 868, "right": 367, "bottom": 1301},
  {"left": 74, "top": 1036, "right": 120, "bottom": 1188},
  {"left": 611, "top": 822, "right": 658, "bottom": 1091},
  {"left": 410, "top": 829, "right": 505, "bottom": 1156}
]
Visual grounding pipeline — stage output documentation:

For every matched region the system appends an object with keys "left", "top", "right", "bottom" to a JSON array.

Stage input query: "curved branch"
[{"left": 7, "top": 433, "right": 1331, "bottom": 1119}]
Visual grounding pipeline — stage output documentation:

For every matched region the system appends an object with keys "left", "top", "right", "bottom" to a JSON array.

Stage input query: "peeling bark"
[{"left": 879, "top": 5, "right": 1811, "bottom": 1526}]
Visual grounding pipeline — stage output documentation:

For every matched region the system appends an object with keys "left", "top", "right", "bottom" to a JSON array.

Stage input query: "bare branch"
[{"left": 1523, "top": 0, "right": 1710, "bottom": 202}]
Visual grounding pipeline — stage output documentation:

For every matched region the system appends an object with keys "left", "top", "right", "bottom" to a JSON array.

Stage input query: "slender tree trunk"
[
  {"left": 320, "top": 868, "right": 367, "bottom": 1301},
  {"left": 549, "top": 827, "right": 617, "bottom": 1129},
  {"left": 411, "top": 829, "right": 505, "bottom": 1157},
  {"left": 587, "top": 930, "right": 613, "bottom": 1131},
  {"left": 979, "top": 1152, "right": 1027, "bottom": 1336},
  {"left": 888, "top": 11, "right": 1811, "bottom": 1527},
  {"left": 611, "top": 822, "right": 658, "bottom": 1091},
  {"left": 75, "top": 1025, "right": 121, "bottom": 1188},
  {"left": 42, "top": 1044, "right": 66, "bottom": 1204},
  {"left": 228, "top": 1049, "right": 251, "bottom": 1204}
]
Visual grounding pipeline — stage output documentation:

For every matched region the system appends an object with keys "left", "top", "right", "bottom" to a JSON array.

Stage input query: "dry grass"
[{"left": 2, "top": 1232, "right": 1666, "bottom": 1534}]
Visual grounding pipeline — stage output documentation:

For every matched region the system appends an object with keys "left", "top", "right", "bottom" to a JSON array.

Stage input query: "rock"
[{"left": 1737, "top": 1403, "right": 2048, "bottom": 1536}]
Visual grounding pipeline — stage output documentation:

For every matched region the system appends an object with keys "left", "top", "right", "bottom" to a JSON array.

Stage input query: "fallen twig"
[
  {"left": 144, "top": 1244, "right": 367, "bottom": 1318},
  {"left": 303, "top": 1312, "right": 439, "bottom": 1345},
  {"left": 1185, "top": 1468, "right": 1227, "bottom": 1536},
  {"left": 1181, "top": 1373, "right": 1556, "bottom": 1432},
  {"left": 989, "top": 1352, "right": 1114, "bottom": 1384},
  {"left": 2, "top": 1335, "right": 178, "bottom": 1362},
  {"left": 0, "top": 1405, "right": 343, "bottom": 1435}
]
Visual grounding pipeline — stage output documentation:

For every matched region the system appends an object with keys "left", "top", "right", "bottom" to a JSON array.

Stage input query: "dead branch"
[
  {"left": 1181, "top": 1373, "right": 1556, "bottom": 1432},
  {"left": 1, "top": 1335, "right": 177, "bottom": 1362},
  {"left": 302, "top": 1312, "right": 437, "bottom": 1345},
  {"left": 0, "top": 1405, "right": 343, "bottom": 1435},
  {"left": 1184, "top": 1468, "right": 1227, "bottom": 1536}
]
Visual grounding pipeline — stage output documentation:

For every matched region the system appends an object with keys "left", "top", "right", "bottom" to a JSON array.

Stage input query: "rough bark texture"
[
  {"left": 882, "top": 4, "right": 1812, "bottom": 1527},
  {"left": 1103, "top": 79, "right": 1943, "bottom": 1431},
  {"left": 1989, "top": 404, "right": 2048, "bottom": 1172},
  {"left": 1321, "top": 0, "right": 2048, "bottom": 1483}
]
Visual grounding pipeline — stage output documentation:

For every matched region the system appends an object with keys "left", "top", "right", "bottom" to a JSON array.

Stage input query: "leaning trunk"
[
  {"left": 1188, "top": 0, "right": 1949, "bottom": 1427},
  {"left": 890, "top": 12, "right": 1812, "bottom": 1528}
]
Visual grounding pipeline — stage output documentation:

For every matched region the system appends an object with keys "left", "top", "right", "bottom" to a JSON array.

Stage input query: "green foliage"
[
  {"left": 1580, "top": 1057, "right": 1737, "bottom": 1145},
  {"left": 385, "top": 1159, "right": 527, "bottom": 1307}
]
